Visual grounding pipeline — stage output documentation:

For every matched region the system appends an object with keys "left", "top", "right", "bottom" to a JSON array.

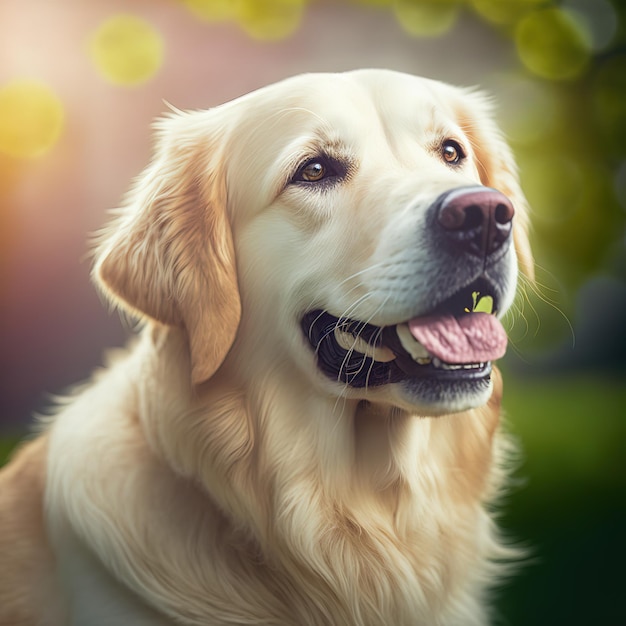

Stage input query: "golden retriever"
[{"left": 0, "top": 69, "right": 533, "bottom": 626}]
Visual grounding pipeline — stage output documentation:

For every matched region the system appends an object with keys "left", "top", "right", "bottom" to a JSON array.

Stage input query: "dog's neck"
[
  {"left": 140, "top": 323, "right": 502, "bottom": 545},
  {"left": 48, "top": 324, "right": 504, "bottom": 624}
]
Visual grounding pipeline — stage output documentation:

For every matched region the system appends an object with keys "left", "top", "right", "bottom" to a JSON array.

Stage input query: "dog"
[{"left": 0, "top": 69, "right": 533, "bottom": 625}]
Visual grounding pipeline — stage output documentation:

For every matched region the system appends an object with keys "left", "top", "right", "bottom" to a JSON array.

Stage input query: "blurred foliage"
[
  {"left": 497, "top": 373, "right": 626, "bottom": 624},
  {"left": 515, "top": 7, "right": 590, "bottom": 80}
]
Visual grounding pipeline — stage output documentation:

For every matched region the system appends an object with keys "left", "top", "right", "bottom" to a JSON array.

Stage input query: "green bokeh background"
[{"left": 1, "top": 0, "right": 625, "bottom": 624}]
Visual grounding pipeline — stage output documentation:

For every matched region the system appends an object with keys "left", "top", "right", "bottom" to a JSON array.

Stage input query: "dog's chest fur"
[{"left": 42, "top": 328, "right": 507, "bottom": 626}]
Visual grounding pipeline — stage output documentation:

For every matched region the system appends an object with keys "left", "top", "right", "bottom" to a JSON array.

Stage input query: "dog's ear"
[
  {"left": 92, "top": 111, "right": 240, "bottom": 385},
  {"left": 458, "top": 93, "right": 535, "bottom": 281}
]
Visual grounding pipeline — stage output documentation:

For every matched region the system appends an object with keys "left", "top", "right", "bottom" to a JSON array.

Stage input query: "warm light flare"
[{"left": 0, "top": 80, "right": 64, "bottom": 159}]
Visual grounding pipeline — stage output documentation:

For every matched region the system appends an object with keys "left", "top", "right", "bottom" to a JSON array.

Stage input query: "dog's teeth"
[
  {"left": 432, "top": 358, "right": 484, "bottom": 370},
  {"left": 396, "top": 324, "right": 430, "bottom": 360},
  {"left": 433, "top": 359, "right": 461, "bottom": 370},
  {"left": 333, "top": 328, "right": 395, "bottom": 362}
]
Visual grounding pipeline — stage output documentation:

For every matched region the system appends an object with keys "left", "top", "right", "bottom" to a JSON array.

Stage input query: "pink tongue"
[{"left": 408, "top": 313, "right": 507, "bottom": 364}]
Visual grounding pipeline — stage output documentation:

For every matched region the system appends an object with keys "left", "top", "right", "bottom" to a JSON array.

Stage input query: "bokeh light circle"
[
  {"left": 564, "top": 0, "right": 617, "bottom": 53},
  {"left": 515, "top": 8, "right": 591, "bottom": 81},
  {"left": 471, "top": 0, "right": 543, "bottom": 25},
  {"left": 182, "top": 0, "right": 237, "bottom": 22},
  {"left": 0, "top": 80, "right": 64, "bottom": 159},
  {"left": 393, "top": 0, "right": 460, "bottom": 38},
  {"left": 237, "top": 0, "right": 305, "bottom": 40},
  {"left": 90, "top": 15, "right": 164, "bottom": 86}
]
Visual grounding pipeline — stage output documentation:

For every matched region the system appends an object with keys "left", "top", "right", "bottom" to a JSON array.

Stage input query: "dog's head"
[{"left": 93, "top": 69, "right": 532, "bottom": 416}]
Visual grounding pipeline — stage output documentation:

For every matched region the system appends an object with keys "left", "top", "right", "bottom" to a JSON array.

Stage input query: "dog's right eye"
[
  {"left": 300, "top": 161, "right": 327, "bottom": 182},
  {"left": 291, "top": 157, "right": 344, "bottom": 185}
]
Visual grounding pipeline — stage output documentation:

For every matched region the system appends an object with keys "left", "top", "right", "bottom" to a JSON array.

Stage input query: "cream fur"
[{"left": 0, "top": 69, "right": 532, "bottom": 626}]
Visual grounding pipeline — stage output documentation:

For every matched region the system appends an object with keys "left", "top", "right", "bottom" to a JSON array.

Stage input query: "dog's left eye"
[
  {"left": 441, "top": 139, "right": 465, "bottom": 166},
  {"left": 292, "top": 157, "right": 344, "bottom": 185},
  {"left": 300, "top": 161, "right": 327, "bottom": 182}
]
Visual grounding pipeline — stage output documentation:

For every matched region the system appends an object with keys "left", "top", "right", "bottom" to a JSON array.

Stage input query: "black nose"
[{"left": 437, "top": 187, "right": 514, "bottom": 258}]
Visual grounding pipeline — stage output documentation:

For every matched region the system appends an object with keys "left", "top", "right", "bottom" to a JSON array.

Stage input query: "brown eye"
[
  {"left": 442, "top": 140, "right": 465, "bottom": 165},
  {"left": 292, "top": 156, "right": 346, "bottom": 186},
  {"left": 301, "top": 161, "right": 326, "bottom": 182}
]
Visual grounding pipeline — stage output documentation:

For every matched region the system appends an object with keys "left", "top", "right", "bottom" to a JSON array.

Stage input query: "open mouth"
[{"left": 301, "top": 278, "right": 507, "bottom": 389}]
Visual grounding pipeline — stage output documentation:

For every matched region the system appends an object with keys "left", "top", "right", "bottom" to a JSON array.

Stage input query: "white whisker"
[{"left": 337, "top": 295, "right": 391, "bottom": 387}]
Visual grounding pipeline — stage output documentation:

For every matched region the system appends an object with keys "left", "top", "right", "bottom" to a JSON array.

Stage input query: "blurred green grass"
[
  {"left": 1, "top": 374, "right": 624, "bottom": 624},
  {"left": 498, "top": 373, "right": 626, "bottom": 625},
  {"left": 0, "top": 435, "right": 22, "bottom": 467}
]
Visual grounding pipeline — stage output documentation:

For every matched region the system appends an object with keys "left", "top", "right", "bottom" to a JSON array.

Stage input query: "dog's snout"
[{"left": 437, "top": 187, "right": 514, "bottom": 258}]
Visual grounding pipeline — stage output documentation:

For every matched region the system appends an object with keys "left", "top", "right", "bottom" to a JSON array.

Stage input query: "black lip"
[{"left": 301, "top": 310, "right": 492, "bottom": 389}]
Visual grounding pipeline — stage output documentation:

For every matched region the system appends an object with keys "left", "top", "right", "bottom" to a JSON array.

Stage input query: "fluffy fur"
[{"left": 0, "top": 69, "right": 533, "bottom": 626}]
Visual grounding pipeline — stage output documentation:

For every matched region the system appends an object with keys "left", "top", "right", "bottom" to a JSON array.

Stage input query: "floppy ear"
[
  {"left": 458, "top": 92, "right": 535, "bottom": 281},
  {"left": 92, "top": 111, "right": 241, "bottom": 385}
]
